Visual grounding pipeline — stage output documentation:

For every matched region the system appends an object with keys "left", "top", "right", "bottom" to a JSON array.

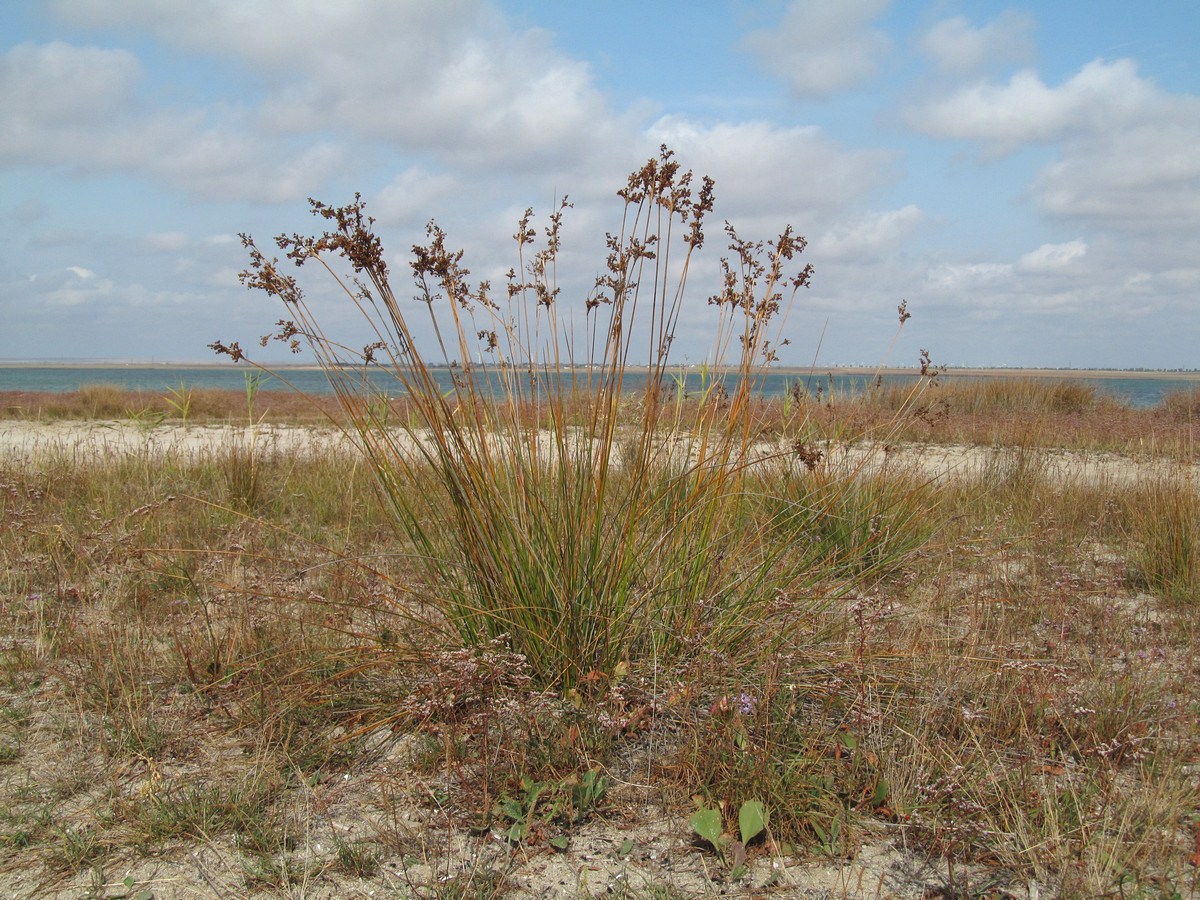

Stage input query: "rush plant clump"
[{"left": 215, "top": 147, "right": 816, "bottom": 690}]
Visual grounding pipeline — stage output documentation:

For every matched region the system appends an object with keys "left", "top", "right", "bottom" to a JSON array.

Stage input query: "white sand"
[
  {"left": 0, "top": 420, "right": 1194, "bottom": 488},
  {"left": 0, "top": 420, "right": 352, "bottom": 459}
]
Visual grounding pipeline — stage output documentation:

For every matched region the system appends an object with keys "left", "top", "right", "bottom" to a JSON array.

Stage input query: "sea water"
[{"left": 0, "top": 365, "right": 1195, "bottom": 409}]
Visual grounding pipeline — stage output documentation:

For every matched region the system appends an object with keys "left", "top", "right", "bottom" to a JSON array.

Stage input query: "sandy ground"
[
  {"left": 0, "top": 421, "right": 354, "bottom": 460},
  {"left": 1, "top": 420, "right": 1194, "bottom": 489},
  {"left": 0, "top": 420, "right": 1189, "bottom": 899},
  {"left": 0, "top": 708, "right": 1043, "bottom": 900}
]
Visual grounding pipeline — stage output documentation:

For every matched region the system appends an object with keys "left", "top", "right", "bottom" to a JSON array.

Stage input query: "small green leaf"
[
  {"left": 690, "top": 807, "right": 723, "bottom": 849},
  {"left": 618, "top": 838, "right": 633, "bottom": 858},
  {"left": 738, "top": 800, "right": 768, "bottom": 844},
  {"left": 873, "top": 777, "right": 889, "bottom": 806},
  {"left": 501, "top": 798, "right": 524, "bottom": 821},
  {"left": 549, "top": 834, "right": 569, "bottom": 852}
]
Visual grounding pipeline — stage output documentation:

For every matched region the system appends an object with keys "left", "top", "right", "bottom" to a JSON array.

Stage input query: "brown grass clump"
[
  {"left": 0, "top": 387, "right": 346, "bottom": 424},
  {"left": 769, "top": 376, "right": 1198, "bottom": 458},
  {"left": 1161, "top": 387, "right": 1200, "bottom": 424}
]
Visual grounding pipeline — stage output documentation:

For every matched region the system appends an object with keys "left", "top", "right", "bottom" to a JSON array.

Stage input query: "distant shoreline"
[
  {"left": 781, "top": 366, "right": 1200, "bottom": 381},
  {"left": 1, "top": 362, "right": 1197, "bottom": 381}
]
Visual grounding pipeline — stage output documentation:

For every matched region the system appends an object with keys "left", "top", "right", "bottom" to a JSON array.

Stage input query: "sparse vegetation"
[{"left": 1, "top": 152, "right": 1198, "bottom": 898}]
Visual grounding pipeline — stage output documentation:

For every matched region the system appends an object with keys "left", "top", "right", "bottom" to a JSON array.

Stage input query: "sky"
[{"left": 1, "top": 0, "right": 1198, "bottom": 369}]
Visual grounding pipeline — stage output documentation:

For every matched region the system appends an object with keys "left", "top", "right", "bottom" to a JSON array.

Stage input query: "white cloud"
[
  {"left": 44, "top": 265, "right": 113, "bottom": 306},
  {"left": 53, "top": 0, "right": 473, "bottom": 72},
  {"left": 924, "top": 240, "right": 1092, "bottom": 306},
  {"left": 0, "top": 41, "right": 346, "bottom": 202},
  {"left": 908, "top": 58, "right": 1161, "bottom": 153},
  {"left": 0, "top": 40, "right": 141, "bottom": 128},
  {"left": 811, "top": 206, "right": 924, "bottom": 260},
  {"left": 921, "top": 12, "right": 1035, "bottom": 75},
  {"left": 913, "top": 233, "right": 1194, "bottom": 340},
  {"left": 925, "top": 261, "right": 1013, "bottom": 293},
  {"left": 374, "top": 166, "right": 460, "bottom": 225},
  {"left": 908, "top": 54, "right": 1200, "bottom": 256},
  {"left": 0, "top": 41, "right": 141, "bottom": 162},
  {"left": 1036, "top": 121, "right": 1200, "bottom": 233},
  {"left": 53, "top": 0, "right": 620, "bottom": 172},
  {"left": 645, "top": 116, "right": 897, "bottom": 226},
  {"left": 741, "top": 0, "right": 892, "bottom": 100},
  {"left": 1016, "top": 239, "right": 1087, "bottom": 274}
]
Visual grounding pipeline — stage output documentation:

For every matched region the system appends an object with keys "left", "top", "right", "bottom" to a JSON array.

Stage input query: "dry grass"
[
  {"left": 0, "top": 386, "right": 345, "bottom": 424},
  {"left": 773, "top": 377, "right": 1198, "bottom": 459},
  {"left": 1, "top": 401, "right": 1197, "bottom": 898},
  {"left": 1, "top": 151, "right": 1197, "bottom": 898}
]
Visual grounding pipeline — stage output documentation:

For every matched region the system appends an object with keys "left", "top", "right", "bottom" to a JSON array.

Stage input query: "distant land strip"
[{"left": 1, "top": 361, "right": 1199, "bottom": 380}]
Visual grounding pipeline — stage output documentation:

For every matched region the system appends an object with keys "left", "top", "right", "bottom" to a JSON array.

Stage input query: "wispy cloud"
[
  {"left": 920, "top": 11, "right": 1036, "bottom": 76},
  {"left": 742, "top": 0, "right": 892, "bottom": 100}
]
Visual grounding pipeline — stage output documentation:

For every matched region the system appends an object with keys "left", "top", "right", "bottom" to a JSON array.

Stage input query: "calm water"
[{"left": 0, "top": 365, "right": 1195, "bottom": 409}]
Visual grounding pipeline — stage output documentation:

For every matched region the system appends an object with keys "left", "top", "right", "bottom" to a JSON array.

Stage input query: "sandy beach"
[{"left": 2, "top": 419, "right": 1193, "bottom": 488}]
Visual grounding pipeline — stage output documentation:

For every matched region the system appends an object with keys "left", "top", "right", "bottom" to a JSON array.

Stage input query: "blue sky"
[{"left": 1, "top": 0, "right": 1197, "bottom": 368}]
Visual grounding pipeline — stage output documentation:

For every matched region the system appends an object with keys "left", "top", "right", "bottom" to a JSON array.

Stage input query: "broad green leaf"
[
  {"left": 690, "top": 807, "right": 723, "bottom": 849},
  {"left": 738, "top": 799, "right": 768, "bottom": 844}
]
